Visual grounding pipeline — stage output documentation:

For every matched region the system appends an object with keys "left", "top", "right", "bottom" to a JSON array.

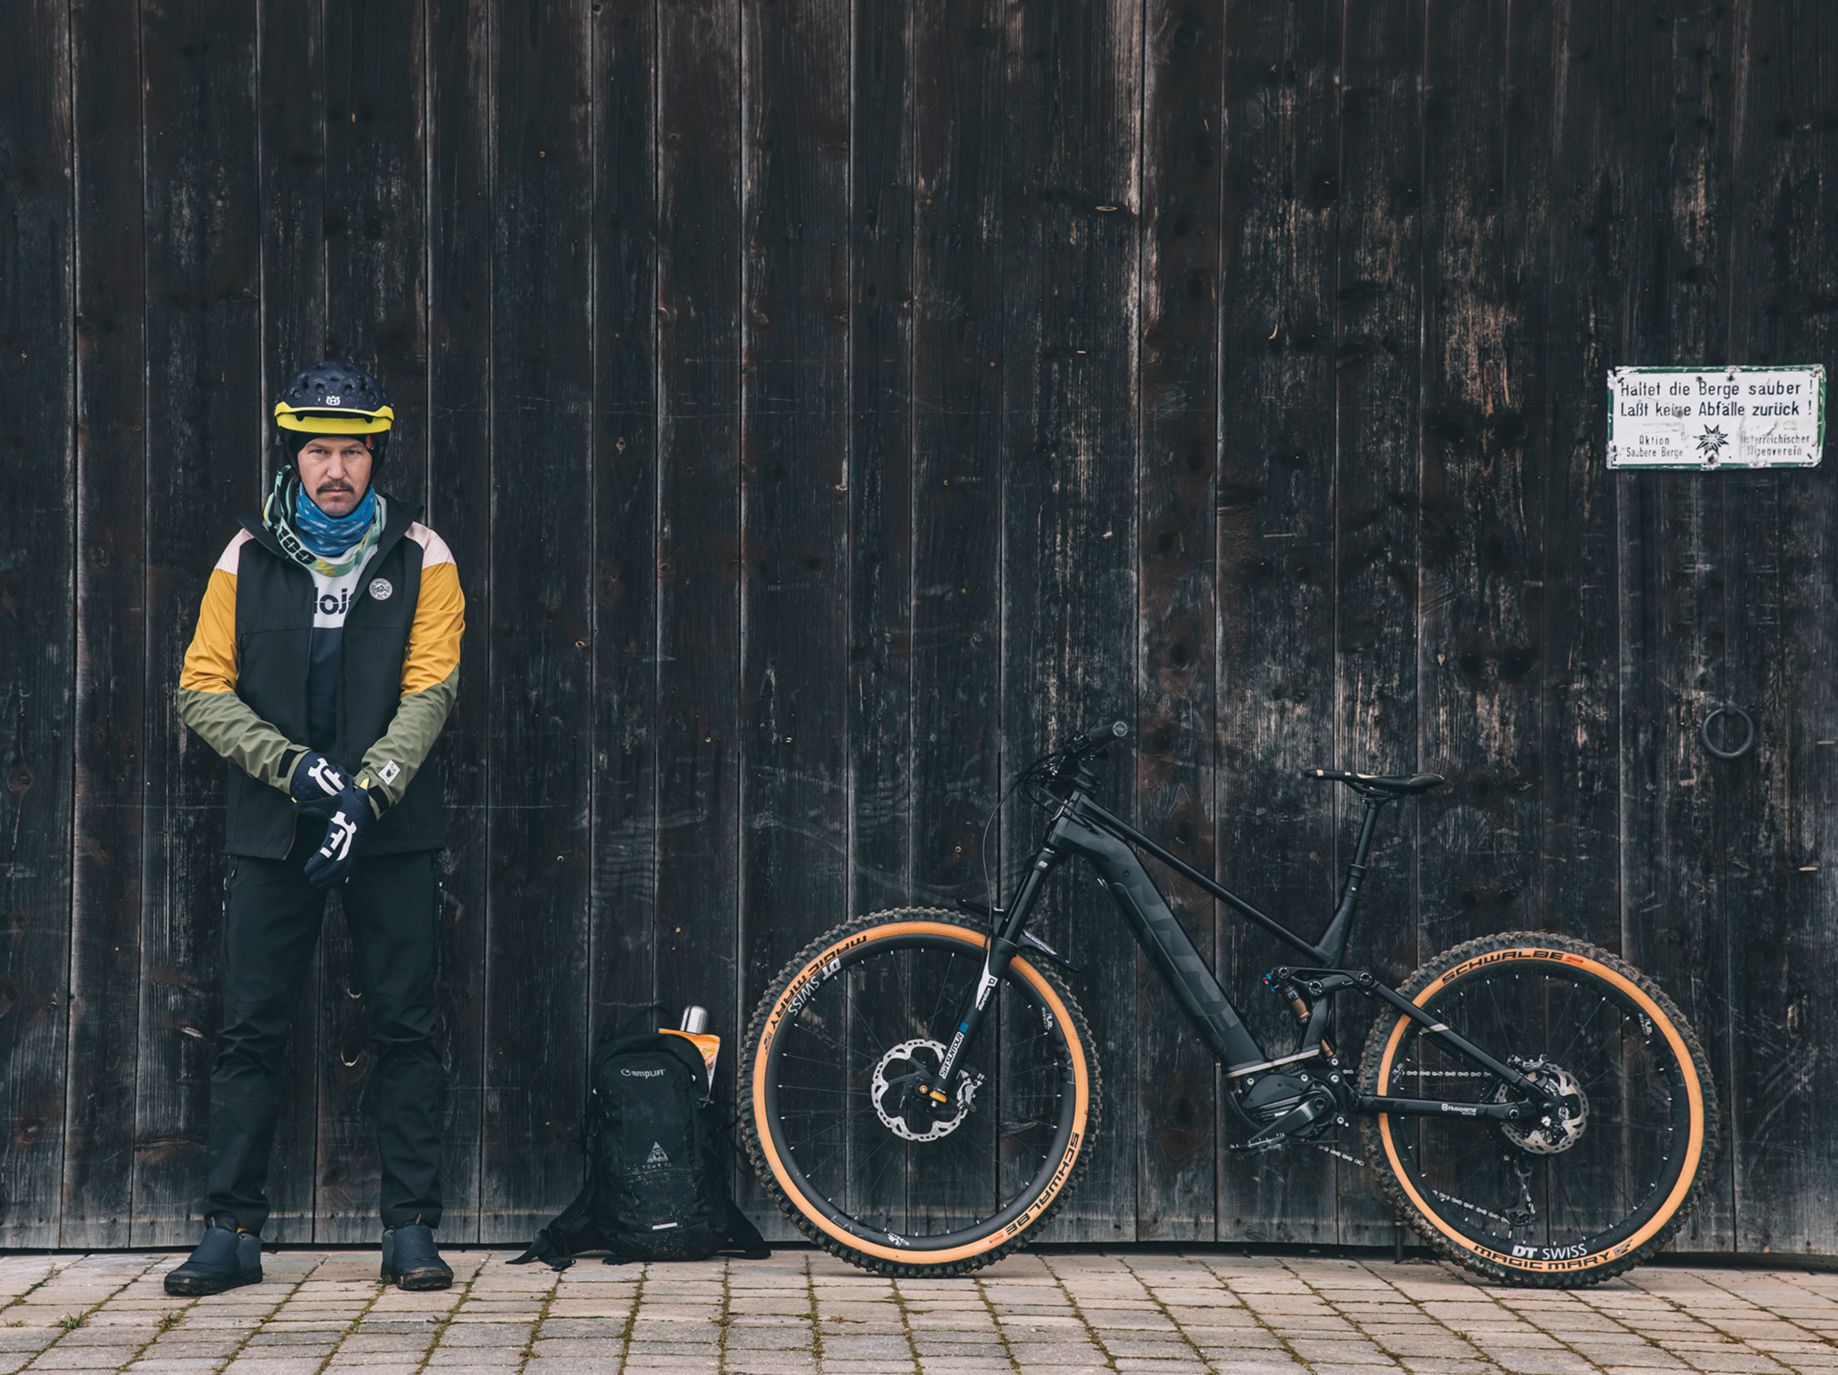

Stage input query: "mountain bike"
[{"left": 741, "top": 722, "right": 1717, "bottom": 1287}]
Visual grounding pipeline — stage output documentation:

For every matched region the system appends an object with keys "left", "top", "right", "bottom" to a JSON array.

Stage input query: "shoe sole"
[
  {"left": 379, "top": 1268, "right": 453, "bottom": 1292},
  {"left": 164, "top": 1271, "right": 262, "bottom": 1298}
]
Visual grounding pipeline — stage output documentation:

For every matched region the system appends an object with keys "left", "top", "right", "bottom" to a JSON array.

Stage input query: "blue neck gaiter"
[{"left": 294, "top": 485, "right": 379, "bottom": 557}]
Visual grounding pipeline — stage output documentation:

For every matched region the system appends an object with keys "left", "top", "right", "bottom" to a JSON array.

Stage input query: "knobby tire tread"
[
  {"left": 1357, "top": 929, "right": 1720, "bottom": 1288},
  {"left": 740, "top": 907, "right": 1102, "bottom": 1278}
]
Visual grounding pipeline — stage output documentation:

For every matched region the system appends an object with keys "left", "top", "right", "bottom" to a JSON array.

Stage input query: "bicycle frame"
[{"left": 929, "top": 780, "right": 1562, "bottom": 1125}]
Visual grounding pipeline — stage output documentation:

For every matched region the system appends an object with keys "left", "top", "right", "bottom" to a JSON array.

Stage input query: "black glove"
[
  {"left": 303, "top": 781, "right": 380, "bottom": 891},
  {"left": 288, "top": 749, "right": 351, "bottom": 819}
]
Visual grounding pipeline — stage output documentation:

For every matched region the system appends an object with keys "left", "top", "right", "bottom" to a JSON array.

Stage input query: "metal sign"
[{"left": 1606, "top": 365, "right": 1826, "bottom": 469}]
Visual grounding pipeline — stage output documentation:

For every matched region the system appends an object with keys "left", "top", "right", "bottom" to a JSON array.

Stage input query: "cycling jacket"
[{"left": 177, "top": 493, "right": 464, "bottom": 858}]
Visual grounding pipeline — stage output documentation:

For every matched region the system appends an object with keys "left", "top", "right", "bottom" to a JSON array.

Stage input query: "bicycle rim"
[
  {"left": 750, "top": 919, "right": 1091, "bottom": 1266},
  {"left": 1369, "top": 942, "right": 1707, "bottom": 1278}
]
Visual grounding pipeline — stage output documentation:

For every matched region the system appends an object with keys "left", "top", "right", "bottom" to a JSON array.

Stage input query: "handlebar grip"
[{"left": 1069, "top": 721, "right": 1129, "bottom": 753}]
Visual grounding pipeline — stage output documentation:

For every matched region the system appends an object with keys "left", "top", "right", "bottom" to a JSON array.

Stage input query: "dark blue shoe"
[
  {"left": 380, "top": 1223, "right": 452, "bottom": 1290},
  {"left": 165, "top": 1219, "right": 262, "bottom": 1296}
]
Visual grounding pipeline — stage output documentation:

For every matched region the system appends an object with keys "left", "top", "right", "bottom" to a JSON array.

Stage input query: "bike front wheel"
[
  {"left": 1360, "top": 931, "right": 1719, "bottom": 1287},
  {"left": 742, "top": 908, "right": 1099, "bottom": 1276}
]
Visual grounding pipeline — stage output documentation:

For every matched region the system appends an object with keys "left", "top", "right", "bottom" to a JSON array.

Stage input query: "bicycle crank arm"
[{"left": 1244, "top": 1089, "right": 1335, "bottom": 1148}]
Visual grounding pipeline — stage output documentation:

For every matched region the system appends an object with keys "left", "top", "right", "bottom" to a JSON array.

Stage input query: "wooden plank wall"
[{"left": 4, "top": 0, "right": 1836, "bottom": 1253}]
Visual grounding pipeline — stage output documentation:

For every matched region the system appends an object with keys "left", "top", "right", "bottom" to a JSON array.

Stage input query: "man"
[{"left": 167, "top": 360, "right": 465, "bottom": 1295}]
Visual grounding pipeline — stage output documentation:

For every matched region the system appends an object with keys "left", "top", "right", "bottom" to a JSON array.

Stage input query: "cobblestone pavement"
[{"left": 2, "top": 1248, "right": 1835, "bottom": 1375}]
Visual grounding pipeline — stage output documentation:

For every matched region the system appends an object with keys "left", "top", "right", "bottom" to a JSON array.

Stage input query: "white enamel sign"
[{"left": 1606, "top": 365, "right": 1825, "bottom": 469}]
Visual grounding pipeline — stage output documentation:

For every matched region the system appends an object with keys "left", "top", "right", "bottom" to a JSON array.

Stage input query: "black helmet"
[{"left": 273, "top": 359, "right": 394, "bottom": 467}]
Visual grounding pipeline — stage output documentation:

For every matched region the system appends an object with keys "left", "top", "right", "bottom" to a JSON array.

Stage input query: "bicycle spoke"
[
  {"left": 1380, "top": 955, "right": 1695, "bottom": 1266},
  {"left": 762, "top": 928, "right": 1081, "bottom": 1249}
]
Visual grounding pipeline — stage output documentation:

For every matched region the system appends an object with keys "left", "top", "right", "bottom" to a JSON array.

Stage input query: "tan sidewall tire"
[
  {"left": 1360, "top": 931, "right": 1718, "bottom": 1287},
  {"left": 742, "top": 908, "right": 1099, "bottom": 1277}
]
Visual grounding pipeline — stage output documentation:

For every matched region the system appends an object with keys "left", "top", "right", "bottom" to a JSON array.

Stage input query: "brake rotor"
[
  {"left": 869, "top": 1039, "right": 982, "bottom": 1143},
  {"left": 1497, "top": 1059, "right": 1589, "bottom": 1156}
]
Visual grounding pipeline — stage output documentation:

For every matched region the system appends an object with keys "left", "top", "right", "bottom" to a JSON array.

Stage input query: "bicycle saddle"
[{"left": 1305, "top": 768, "right": 1445, "bottom": 796}]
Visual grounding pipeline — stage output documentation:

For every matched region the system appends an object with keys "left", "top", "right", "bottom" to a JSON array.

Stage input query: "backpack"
[{"left": 509, "top": 1031, "right": 769, "bottom": 1269}]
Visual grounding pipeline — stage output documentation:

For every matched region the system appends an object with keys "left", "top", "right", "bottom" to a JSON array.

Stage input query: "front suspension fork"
[{"left": 918, "top": 844, "right": 1062, "bottom": 1105}]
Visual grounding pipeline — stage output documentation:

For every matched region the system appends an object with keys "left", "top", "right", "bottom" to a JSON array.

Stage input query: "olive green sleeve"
[
  {"left": 176, "top": 687, "right": 304, "bottom": 793},
  {"left": 176, "top": 559, "right": 304, "bottom": 794},
  {"left": 352, "top": 554, "right": 465, "bottom": 812},
  {"left": 354, "top": 666, "right": 460, "bottom": 812}
]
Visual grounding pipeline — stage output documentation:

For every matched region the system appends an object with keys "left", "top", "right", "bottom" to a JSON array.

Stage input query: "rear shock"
[{"left": 1265, "top": 971, "right": 1334, "bottom": 1060}]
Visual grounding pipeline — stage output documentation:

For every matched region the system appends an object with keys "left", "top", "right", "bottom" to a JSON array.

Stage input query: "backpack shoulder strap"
[{"left": 509, "top": 1175, "right": 601, "bottom": 1270}]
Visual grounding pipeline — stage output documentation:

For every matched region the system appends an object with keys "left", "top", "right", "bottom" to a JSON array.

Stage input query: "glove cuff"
[
  {"left": 353, "top": 773, "right": 387, "bottom": 821},
  {"left": 282, "top": 748, "right": 310, "bottom": 791}
]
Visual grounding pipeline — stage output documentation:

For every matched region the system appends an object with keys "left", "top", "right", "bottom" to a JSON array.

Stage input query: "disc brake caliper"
[{"left": 870, "top": 1039, "right": 984, "bottom": 1143}]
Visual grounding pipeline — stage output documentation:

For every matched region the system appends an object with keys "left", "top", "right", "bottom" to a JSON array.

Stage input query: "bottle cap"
[{"left": 679, "top": 1005, "right": 709, "bottom": 1035}]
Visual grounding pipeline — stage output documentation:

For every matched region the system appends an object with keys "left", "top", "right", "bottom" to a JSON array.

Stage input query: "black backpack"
[{"left": 510, "top": 1031, "right": 769, "bottom": 1268}]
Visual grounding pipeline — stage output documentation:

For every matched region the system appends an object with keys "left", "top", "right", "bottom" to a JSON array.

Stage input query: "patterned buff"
[{"left": 262, "top": 468, "right": 385, "bottom": 575}]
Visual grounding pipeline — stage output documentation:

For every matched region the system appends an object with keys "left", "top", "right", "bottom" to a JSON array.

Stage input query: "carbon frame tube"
[
  {"left": 1044, "top": 805, "right": 1268, "bottom": 1071},
  {"left": 1350, "top": 1095, "right": 1524, "bottom": 1121},
  {"left": 1073, "top": 794, "right": 1335, "bottom": 965}
]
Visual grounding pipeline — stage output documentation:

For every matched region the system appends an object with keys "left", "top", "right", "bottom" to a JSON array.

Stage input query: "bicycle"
[{"left": 741, "top": 722, "right": 1718, "bottom": 1287}]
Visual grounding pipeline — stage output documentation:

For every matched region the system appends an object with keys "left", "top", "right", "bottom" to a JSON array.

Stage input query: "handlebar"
[{"left": 1016, "top": 720, "right": 1129, "bottom": 805}]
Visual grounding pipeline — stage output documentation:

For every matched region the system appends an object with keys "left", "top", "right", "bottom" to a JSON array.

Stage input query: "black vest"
[{"left": 225, "top": 497, "right": 447, "bottom": 858}]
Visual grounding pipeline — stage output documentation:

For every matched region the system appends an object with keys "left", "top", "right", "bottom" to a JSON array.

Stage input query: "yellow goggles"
[{"left": 274, "top": 400, "right": 395, "bottom": 434}]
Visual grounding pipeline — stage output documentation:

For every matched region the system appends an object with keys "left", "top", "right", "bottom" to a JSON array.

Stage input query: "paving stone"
[
  {"left": 7, "top": 1252, "right": 1837, "bottom": 1373},
  {"left": 30, "top": 1349, "right": 148, "bottom": 1370},
  {"left": 1287, "top": 1337, "right": 1405, "bottom": 1364}
]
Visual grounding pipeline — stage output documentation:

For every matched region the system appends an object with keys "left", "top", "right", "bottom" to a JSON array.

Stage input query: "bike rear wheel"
[
  {"left": 742, "top": 908, "right": 1099, "bottom": 1276},
  {"left": 1360, "top": 931, "right": 1718, "bottom": 1287}
]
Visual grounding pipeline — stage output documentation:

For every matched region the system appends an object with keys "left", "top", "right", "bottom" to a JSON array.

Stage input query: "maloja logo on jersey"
[{"left": 311, "top": 552, "right": 385, "bottom": 630}]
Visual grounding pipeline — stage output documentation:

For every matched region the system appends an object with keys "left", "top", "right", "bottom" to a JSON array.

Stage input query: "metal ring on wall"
[{"left": 1700, "top": 704, "right": 1755, "bottom": 761}]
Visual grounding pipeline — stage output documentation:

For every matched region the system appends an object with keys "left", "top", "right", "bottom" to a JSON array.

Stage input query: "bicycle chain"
[
  {"left": 1308, "top": 1140, "right": 1366, "bottom": 1169},
  {"left": 1299, "top": 1068, "right": 1500, "bottom": 1170}
]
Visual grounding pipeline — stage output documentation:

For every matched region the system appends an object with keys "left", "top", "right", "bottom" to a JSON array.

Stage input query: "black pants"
[{"left": 206, "top": 821, "right": 446, "bottom": 1233}]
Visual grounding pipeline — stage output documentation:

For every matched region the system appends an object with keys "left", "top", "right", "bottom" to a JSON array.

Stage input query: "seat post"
[
  {"left": 1319, "top": 794, "right": 1390, "bottom": 966},
  {"left": 1347, "top": 793, "right": 1389, "bottom": 876}
]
